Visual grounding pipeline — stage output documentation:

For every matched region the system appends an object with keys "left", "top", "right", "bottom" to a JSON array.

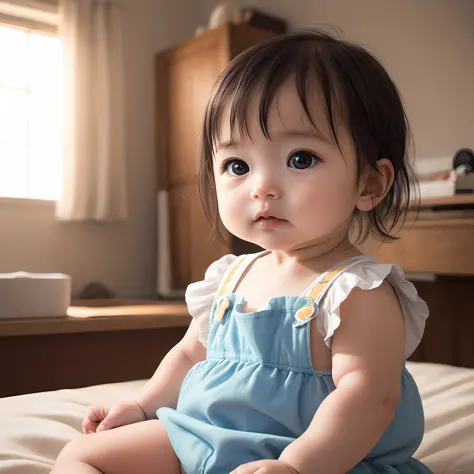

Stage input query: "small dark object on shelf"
[
  {"left": 453, "top": 148, "right": 474, "bottom": 173},
  {"left": 453, "top": 148, "right": 474, "bottom": 195},
  {"left": 78, "top": 282, "right": 115, "bottom": 300}
]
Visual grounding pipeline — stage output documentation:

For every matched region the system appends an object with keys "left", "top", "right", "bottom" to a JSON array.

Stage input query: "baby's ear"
[{"left": 356, "top": 159, "right": 395, "bottom": 212}]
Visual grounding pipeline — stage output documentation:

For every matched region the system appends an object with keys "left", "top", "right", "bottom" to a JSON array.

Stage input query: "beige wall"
[
  {"left": 0, "top": 0, "right": 200, "bottom": 297},
  {"left": 202, "top": 0, "right": 474, "bottom": 159}
]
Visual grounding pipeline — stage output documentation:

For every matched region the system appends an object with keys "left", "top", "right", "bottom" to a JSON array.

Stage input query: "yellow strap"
[
  {"left": 217, "top": 255, "right": 249, "bottom": 298},
  {"left": 306, "top": 259, "right": 360, "bottom": 302}
]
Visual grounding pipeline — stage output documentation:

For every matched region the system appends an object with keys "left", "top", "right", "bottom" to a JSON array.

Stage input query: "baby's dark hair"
[{"left": 198, "top": 28, "right": 415, "bottom": 242}]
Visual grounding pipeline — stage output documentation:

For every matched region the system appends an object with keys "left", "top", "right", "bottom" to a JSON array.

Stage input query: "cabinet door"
[{"left": 161, "top": 33, "right": 228, "bottom": 188}]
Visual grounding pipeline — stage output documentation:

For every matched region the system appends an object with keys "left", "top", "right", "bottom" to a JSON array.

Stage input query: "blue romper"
[{"left": 158, "top": 254, "right": 432, "bottom": 474}]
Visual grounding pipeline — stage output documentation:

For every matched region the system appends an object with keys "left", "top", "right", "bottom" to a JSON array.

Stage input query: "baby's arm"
[
  {"left": 134, "top": 318, "right": 206, "bottom": 419},
  {"left": 53, "top": 320, "right": 205, "bottom": 472},
  {"left": 279, "top": 281, "right": 405, "bottom": 474}
]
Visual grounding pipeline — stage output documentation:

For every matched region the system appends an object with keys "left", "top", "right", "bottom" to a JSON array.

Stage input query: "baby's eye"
[
  {"left": 287, "top": 150, "right": 320, "bottom": 170},
  {"left": 224, "top": 159, "right": 249, "bottom": 176}
]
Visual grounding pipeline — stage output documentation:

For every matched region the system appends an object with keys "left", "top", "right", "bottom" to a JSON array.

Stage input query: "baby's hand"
[
  {"left": 231, "top": 459, "right": 299, "bottom": 474},
  {"left": 82, "top": 400, "right": 146, "bottom": 434}
]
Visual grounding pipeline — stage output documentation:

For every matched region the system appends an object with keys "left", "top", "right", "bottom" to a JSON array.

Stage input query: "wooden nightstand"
[{"left": 0, "top": 300, "right": 190, "bottom": 398}]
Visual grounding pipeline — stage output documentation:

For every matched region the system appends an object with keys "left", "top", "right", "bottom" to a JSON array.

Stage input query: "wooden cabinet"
[
  {"left": 360, "top": 195, "right": 474, "bottom": 276},
  {"left": 156, "top": 24, "right": 276, "bottom": 289}
]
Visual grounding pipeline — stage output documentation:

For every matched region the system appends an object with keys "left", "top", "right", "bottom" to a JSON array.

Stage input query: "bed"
[{"left": 0, "top": 362, "right": 473, "bottom": 474}]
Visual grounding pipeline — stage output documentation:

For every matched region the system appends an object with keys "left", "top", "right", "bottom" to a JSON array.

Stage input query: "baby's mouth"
[
  {"left": 254, "top": 216, "right": 287, "bottom": 228},
  {"left": 255, "top": 216, "right": 282, "bottom": 221}
]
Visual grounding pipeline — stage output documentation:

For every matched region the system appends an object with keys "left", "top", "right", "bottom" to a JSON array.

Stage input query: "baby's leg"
[{"left": 51, "top": 419, "right": 181, "bottom": 474}]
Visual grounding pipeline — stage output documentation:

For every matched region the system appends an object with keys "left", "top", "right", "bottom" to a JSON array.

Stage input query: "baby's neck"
[{"left": 269, "top": 235, "right": 360, "bottom": 270}]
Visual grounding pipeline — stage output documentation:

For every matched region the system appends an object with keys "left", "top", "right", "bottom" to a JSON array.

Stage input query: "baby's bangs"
[{"left": 205, "top": 38, "right": 346, "bottom": 151}]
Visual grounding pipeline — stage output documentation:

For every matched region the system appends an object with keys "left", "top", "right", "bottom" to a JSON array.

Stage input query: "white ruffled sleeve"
[
  {"left": 185, "top": 254, "right": 238, "bottom": 347},
  {"left": 317, "top": 261, "right": 429, "bottom": 359}
]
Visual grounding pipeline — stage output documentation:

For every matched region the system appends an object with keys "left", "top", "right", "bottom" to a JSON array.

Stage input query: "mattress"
[{"left": 0, "top": 362, "right": 472, "bottom": 474}]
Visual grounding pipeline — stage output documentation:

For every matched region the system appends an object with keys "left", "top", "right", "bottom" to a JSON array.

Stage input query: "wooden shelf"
[
  {"left": 411, "top": 194, "right": 474, "bottom": 208},
  {"left": 0, "top": 300, "right": 190, "bottom": 337}
]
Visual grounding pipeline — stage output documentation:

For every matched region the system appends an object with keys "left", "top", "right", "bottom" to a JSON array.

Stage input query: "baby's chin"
[{"left": 230, "top": 230, "right": 303, "bottom": 253}]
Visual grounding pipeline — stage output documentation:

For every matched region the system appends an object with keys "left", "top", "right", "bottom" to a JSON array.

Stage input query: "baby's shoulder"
[
  {"left": 341, "top": 274, "right": 400, "bottom": 312},
  {"left": 318, "top": 259, "right": 429, "bottom": 358}
]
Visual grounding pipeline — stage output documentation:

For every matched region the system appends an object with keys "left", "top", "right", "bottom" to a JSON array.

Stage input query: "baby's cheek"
[
  {"left": 217, "top": 194, "right": 244, "bottom": 234},
  {"left": 299, "top": 185, "right": 353, "bottom": 231}
]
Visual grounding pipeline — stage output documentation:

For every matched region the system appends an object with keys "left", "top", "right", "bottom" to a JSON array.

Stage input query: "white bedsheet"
[{"left": 0, "top": 362, "right": 472, "bottom": 474}]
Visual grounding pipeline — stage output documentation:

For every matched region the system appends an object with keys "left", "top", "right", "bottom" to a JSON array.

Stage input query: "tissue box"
[{"left": 0, "top": 272, "right": 71, "bottom": 319}]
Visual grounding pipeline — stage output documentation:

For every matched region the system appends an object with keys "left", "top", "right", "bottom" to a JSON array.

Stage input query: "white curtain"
[{"left": 56, "top": 0, "right": 127, "bottom": 221}]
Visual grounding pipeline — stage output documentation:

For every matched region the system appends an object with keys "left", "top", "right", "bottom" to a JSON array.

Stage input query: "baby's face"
[{"left": 213, "top": 81, "right": 363, "bottom": 252}]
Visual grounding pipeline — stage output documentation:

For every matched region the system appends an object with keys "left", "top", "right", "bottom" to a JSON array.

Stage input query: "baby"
[{"left": 52, "top": 29, "right": 432, "bottom": 474}]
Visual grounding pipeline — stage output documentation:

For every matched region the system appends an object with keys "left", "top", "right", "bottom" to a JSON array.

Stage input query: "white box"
[
  {"left": 0, "top": 272, "right": 71, "bottom": 319},
  {"left": 418, "top": 179, "right": 455, "bottom": 199}
]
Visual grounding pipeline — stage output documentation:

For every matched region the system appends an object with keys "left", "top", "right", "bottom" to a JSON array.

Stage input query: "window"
[{"left": 0, "top": 22, "right": 62, "bottom": 200}]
